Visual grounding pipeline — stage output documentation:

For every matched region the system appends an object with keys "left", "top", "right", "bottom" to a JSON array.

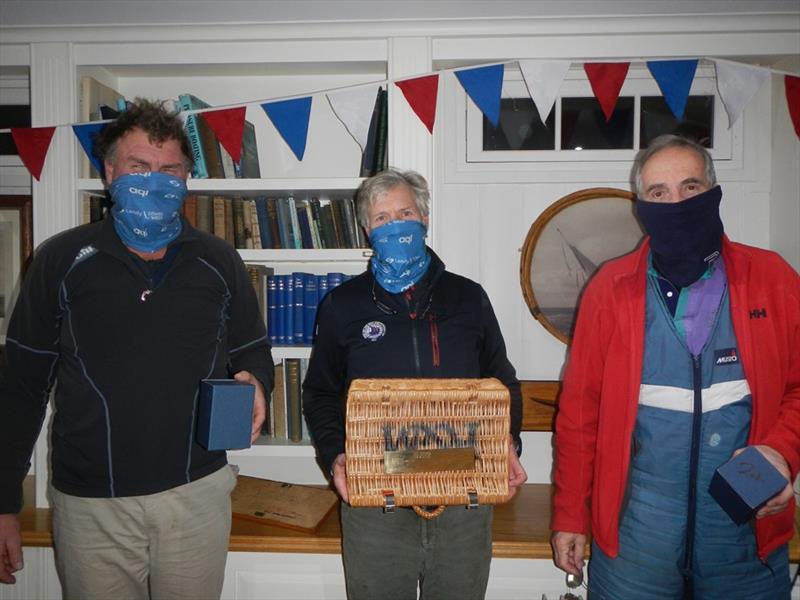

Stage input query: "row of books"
[
  {"left": 79, "top": 77, "right": 260, "bottom": 180},
  {"left": 265, "top": 359, "right": 311, "bottom": 443},
  {"left": 267, "top": 272, "right": 355, "bottom": 346},
  {"left": 182, "top": 194, "right": 368, "bottom": 250}
]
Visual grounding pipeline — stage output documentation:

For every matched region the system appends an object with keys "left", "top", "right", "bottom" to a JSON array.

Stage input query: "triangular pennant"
[
  {"left": 395, "top": 74, "right": 439, "bottom": 134},
  {"left": 201, "top": 106, "right": 247, "bottom": 164},
  {"left": 327, "top": 84, "right": 382, "bottom": 151},
  {"left": 518, "top": 60, "right": 571, "bottom": 123},
  {"left": 647, "top": 59, "right": 699, "bottom": 120},
  {"left": 785, "top": 75, "right": 800, "bottom": 138},
  {"left": 584, "top": 62, "right": 630, "bottom": 121},
  {"left": 455, "top": 64, "right": 504, "bottom": 127},
  {"left": 72, "top": 122, "right": 107, "bottom": 176},
  {"left": 713, "top": 60, "right": 770, "bottom": 128},
  {"left": 11, "top": 126, "right": 56, "bottom": 182},
  {"left": 261, "top": 96, "right": 313, "bottom": 161}
]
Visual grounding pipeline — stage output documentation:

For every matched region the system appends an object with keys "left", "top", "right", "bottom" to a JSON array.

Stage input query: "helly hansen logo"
[
  {"left": 715, "top": 348, "right": 739, "bottom": 366},
  {"left": 749, "top": 308, "right": 767, "bottom": 319}
]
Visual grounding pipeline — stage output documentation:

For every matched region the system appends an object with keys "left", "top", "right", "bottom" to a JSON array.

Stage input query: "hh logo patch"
[{"left": 715, "top": 347, "right": 739, "bottom": 366}]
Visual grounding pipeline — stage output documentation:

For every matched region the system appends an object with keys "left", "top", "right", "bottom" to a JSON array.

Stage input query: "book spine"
[
  {"left": 254, "top": 197, "right": 272, "bottom": 249},
  {"left": 272, "top": 361, "right": 287, "bottom": 440},
  {"left": 287, "top": 197, "right": 303, "bottom": 249},
  {"left": 329, "top": 198, "right": 346, "bottom": 248},
  {"left": 318, "top": 201, "right": 338, "bottom": 249},
  {"left": 317, "top": 274, "right": 329, "bottom": 302},
  {"left": 338, "top": 198, "right": 358, "bottom": 249},
  {"left": 284, "top": 358, "right": 303, "bottom": 443},
  {"left": 248, "top": 200, "right": 262, "bottom": 249},
  {"left": 182, "top": 194, "right": 198, "bottom": 228},
  {"left": 327, "top": 272, "right": 344, "bottom": 290},
  {"left": 267, "top": 275, "right": 278, "bottom": 345},
  {"left": 224, "top": 197, "right": 235, "bottom": 246},
  {"left": 212, "top": 196, "right": 227, "bottom": 240},
  {"left": 232, "top": 197, "right": 246, "bottom": 249},
  {"left": 276, "top": 198, "right": 292, "bottom": 250},
  {"left": 177, "top": 94, "right": 209, "bottom": 179},
  {"left": 240, "top": 120, "right": 261, "bottom": 179},
  {"left": 266, "top": 197, "right": 281, "bottom": 249},
  {"left": 292, "top": 272, "right": 306, "bottom": 345},
  {"left": 275, "top": 275, "right": 287, "bottom": 345},
  {"left": 296, "top": 203, "right": 314, "bottom": 249},
  {"left": 303, "top": 273, "right": 319, "bottom": 344},
  {"left": 284, "top": 274, "right": 294, "bottom": 346}
]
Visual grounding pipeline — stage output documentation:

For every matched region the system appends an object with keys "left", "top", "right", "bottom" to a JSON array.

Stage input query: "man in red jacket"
[{"left": 551, "top": 134, "right": 799, "bottom": 598}]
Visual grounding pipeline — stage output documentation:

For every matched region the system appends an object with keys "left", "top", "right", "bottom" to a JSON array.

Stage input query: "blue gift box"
[
  {"left": 197, "top": 379, "right": 254, "bottom": 451},
  {"left": 708, "top": 446, "right": 788, "bottom": 525}
]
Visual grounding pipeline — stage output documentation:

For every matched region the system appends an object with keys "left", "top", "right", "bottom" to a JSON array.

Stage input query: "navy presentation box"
[
  {"left": 197, "top": 379, "right": 254, "bottom": 451},
  {"left": 709, "top": 446, "right": 788, "bottom": 525}
]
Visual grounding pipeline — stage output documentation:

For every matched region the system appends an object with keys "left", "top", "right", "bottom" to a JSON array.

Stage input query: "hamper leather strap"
[{"left": 412, "top": 505, "right": 446, "bottom": 519}]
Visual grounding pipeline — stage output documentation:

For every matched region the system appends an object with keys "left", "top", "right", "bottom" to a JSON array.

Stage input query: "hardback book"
[
  {"left": 244, "top": 263, "right": 274, "bottom": 323},
  {"left": 327, "top": 272, "right": 345, "bottom": 290},
  {"left": 304, "top": 200, "right": 322, "bottom": 249},
  {"left": 317, "top": 200, "right": 339, "bottom": 249},
  {"left": 292, "top": 272, "right": 309, "bottom": 345},
  {"left": 272, "top": 362, "right": 287, "bottom": 440},
  {"left": 359, "top": 86, "right": 382, "bottom": 177},
  {"left": 254, "top": 197, "right": 272, "bottom": 249},
  {"left": 284, "top": 274, "right": 295, "bottom": 347},
  {"left": 329, "top": 198, "right": 347, "bottom": 248},
  {"left": 317, "top": 274, "right": 329, "bottom": 302},
  {"left": 231, "top": 475, "right": 337, "bottom": 533},
  {"left": 276, "top": 198, "right": 293, "bottom": 250},
  {"left": 241, "top": 198, "right": 254, "bottom": 249},
  {"left": 338, "top": 198, "right": 358, "bottom": 249},
  {"left": 287, "top": 197, "right": 303, "bottom": 249},
  {"left": 374, "top": 87, "right": 389, "bottom": 173},
  {"left": 182, "top": 194, "right": 198, "bottom": 228},
  {"left": 224, "top": 198, "right": 235, "bottom": 245},
  {"left": 232, "top": 197, "right": 246, "bottom": 249},
  {"left": 176, "top": 93, "right": 212, "bottom": 179},
  {"left": 303, "top": 273, "right": 319, "bottom": 344},
  {"left": 238, "top": 120, "right": 261, "bottom": 179},
  {"left": 284, "top": 358, "right": 303, "bottom": 443},
  {"left": 248, "top": 200, "right": 262, "bottom": 249},
  {"left": 265, "top": 197, "right": 282, "bottom": 249},
  {"left": 212, "top": 196, "right": 227, "bottom": 241},
  {"left": 78, "top": 76, "right": 125, "bottom": 178},
  {"left": 196, "top": 195, "right": 213, "bottom": 233},
  {"left": 275, "top": 275, "right": 287, "bottom": 345},
  {"left": 266, "top": 275, "right": 278, "bottom": 345},
  {"left": 295, "top": 202, "right": 314, "bottom": 249}
]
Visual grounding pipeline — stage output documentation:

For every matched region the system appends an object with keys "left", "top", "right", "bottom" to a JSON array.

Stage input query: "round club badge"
[{"left": 362, "top": 321, "right": 386, "bottom": 342}]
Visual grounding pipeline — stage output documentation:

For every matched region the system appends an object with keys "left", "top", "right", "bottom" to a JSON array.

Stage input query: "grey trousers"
[
  {"left": 341, "top": 502, "right": 493, "bottom": 600},
  {"left": 51, "top": 465, "right": 237, "bottom": 600}
]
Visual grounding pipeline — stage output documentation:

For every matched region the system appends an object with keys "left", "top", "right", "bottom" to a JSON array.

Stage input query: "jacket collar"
[{"left": 370, "top": 246, "right": 446, "bottom": 317}]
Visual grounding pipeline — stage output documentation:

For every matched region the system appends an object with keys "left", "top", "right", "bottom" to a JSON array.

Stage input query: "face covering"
[
  {"left": 369, "top": 219, "right": 431, "bottom": 294},
  {"left": 635, "top": 185, "right": 724, "bottom": 288},
  {"left": 109, "top": 171, "right": 187, "bottom": 253}
]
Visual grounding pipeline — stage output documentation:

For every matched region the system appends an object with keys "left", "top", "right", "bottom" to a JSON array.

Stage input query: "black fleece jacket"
[
  {"left": 302, "top": 249, "right": 522, "bottom": 474},
  {"left": 0, "top": 217, "right": 272, "bottom": 513}
]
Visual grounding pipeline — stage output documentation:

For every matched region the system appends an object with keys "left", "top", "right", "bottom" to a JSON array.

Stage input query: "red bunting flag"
[
  {"left": 395, "top": 74, "right": 439, "bottom": 134},
  {"left": 584, "top": 62, "right": 630, "bottom": 121},
  {"left": 785, "top": 75, "right": 800, "bottom": 139},
  {"left": 11, "top": 126, "right": 56, "bottom": 181},
  {"left": 201, "top": 106, "right": 247, "bottom": 164}
]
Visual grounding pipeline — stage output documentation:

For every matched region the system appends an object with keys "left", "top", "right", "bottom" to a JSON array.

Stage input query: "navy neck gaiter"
[{"left": 635, "top": 185, "right": 724, "bottom": 288}]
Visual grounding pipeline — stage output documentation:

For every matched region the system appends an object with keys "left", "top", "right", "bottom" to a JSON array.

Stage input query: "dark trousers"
[{"left": 341, "top": 502, "right": 493, "bottom": 600}]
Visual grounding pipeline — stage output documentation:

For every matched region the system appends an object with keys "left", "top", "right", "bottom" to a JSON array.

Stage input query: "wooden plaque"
[{"left": 231, "top": 475, "right": 339, "bottom": 533}]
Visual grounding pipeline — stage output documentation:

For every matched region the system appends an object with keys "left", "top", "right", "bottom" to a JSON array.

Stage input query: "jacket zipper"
[
  {"left": 405, "top": 289, "right": 422, "bottom": 376},
  {"left": 683, "top": 354, "right": 703, "bottom": 598},
  {"left": 429, "top": 313, "right": 440, "bottom": 367}
]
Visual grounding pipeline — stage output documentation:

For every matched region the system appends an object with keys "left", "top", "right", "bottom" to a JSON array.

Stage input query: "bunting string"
[{"left": 3, "top": 56, "right": 799, "bottom": 183}]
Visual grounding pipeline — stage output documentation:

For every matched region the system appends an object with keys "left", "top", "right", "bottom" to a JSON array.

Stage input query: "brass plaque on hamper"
[{"left": 384, "top": 447, "right": 476, "bottom": 474}]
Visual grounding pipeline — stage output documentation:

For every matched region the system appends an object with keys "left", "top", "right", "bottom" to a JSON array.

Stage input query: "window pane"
[
  {"left": 482, "top": 98, "right": 555, "bottom": 151},
  {"left": 561, "top": 97, "right": 634, "bottom": 150},
  {"left": 640, "top": 95, "right": 714, "bottom": 148},
  {"left": 0, "top": 105, "right": 31, "bottom": 155}
]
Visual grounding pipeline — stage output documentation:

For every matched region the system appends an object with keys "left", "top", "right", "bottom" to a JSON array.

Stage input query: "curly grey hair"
[
  {"left": 630, "top": 134, "right": 716, "bottom": 196},
  {"left": 356, "top": 168, "right": 431, "bottom": 229}
]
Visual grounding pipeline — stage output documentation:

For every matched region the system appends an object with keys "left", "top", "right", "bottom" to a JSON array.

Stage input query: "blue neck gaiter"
[
  {"left": 370, "top": 220, "right": 431, "bottom": 294},
  {"left": 109, "top": 171, "right": 187, "bottom": 253},
  {"left": 635, "top": 185, "right": 724, "bottom": 288}
]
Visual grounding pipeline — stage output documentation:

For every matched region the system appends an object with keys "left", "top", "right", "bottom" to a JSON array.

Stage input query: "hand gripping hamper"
[{"left": 345, "top": 378, "right": 510, "bottom": 519}]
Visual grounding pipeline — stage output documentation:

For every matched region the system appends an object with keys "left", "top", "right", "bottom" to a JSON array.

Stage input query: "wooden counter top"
[{"left": 19, "top": 477, "right": 800, "bottom": 561}]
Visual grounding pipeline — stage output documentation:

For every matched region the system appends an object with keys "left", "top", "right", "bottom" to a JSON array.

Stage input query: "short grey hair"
[
  {"left": 356, "top": 167, "right": 430, "bottom": 229},
  {"left": 630, "top": 134, "right": 717, "bottom": 196}
]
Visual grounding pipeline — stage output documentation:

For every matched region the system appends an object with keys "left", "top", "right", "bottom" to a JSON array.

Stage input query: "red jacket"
[{"left": 551, "top": 236, "right": 800, "bottom": 560}]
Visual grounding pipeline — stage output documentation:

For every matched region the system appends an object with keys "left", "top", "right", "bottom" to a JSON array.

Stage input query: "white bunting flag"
[
  {"left": 326, "top": 84, "right": 382, "bottom": 151},
  {"left": 714, "top": 60, "right": 770, "bottom": 128},
  {"left": 518, "top": 60, "right": 571, "bottom": 123}
]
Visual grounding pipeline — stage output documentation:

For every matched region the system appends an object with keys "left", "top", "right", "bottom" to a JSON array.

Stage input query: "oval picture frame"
[{"left": 520, "top": 187, "right": 643, "bottom": 344}]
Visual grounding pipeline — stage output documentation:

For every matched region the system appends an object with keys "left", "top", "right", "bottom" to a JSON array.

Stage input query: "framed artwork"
[
  {"left": 520, "top": 187, "right": 643, "bottom": 344},
  {"left": 0, "top": 195, "right": 32, "bottom": 336}
]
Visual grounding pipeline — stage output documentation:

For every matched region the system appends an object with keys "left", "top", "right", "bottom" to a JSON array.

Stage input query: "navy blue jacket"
[
  {"left": 0, "top": 217, "right": 272, "bottom": 513},
  {"left": 303, "top": 249, "right": 522, "bottom": 474}
]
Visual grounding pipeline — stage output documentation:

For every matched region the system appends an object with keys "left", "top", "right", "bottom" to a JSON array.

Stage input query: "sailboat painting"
[{"left": 520, "top": 188, "right": 644, "bottom": 342}]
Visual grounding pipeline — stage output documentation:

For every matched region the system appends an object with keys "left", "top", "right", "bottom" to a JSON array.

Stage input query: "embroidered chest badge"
[
  {"left": 362, "top": 321, "right": 386, "bottom": 342},
  {"left": 714, "top": 347, "right": 739, "bottom": 365}
]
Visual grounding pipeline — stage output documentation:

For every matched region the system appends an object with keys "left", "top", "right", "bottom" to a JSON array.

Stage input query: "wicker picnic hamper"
[{"left": 345, "top": 378, "right": 510, "bottom": 517}]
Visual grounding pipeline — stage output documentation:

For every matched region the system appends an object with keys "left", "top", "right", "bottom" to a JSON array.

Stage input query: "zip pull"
[{"left": 429, "top": 313, "right": 440, "bottom": 367}]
